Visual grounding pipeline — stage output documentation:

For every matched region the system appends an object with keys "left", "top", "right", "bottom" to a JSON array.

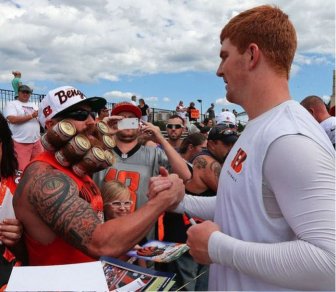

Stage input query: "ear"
[
  {"left": 247, "top": 43, "right": 260, "bottom": 69},
  {"left": 308, "top": 108, "right": 316, "bottom": 118},
  {"left": 45, "top": 119, "right": 56, "bottom": 130}
]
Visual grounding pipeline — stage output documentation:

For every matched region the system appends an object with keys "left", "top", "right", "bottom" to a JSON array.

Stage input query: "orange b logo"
[{"left": 231, "top": 148, "right": 247, "bottom": 173}]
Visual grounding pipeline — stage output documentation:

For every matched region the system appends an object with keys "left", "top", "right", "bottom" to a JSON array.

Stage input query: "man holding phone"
[{"left": 94, "top": 102, "right": 191, "bottom": 241}]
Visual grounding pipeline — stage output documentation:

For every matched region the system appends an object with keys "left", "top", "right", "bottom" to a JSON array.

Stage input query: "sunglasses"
[
  {"left": 20, "top": 91, "right": 31, "bottom": 94},
  {"left": 219, "top": 129, "right": 238, "bottom": 136},
  {"left": 166, "top": 124, "right": 183, "bottom": 130},
  {"left": 221, "top": 123, "right": 236, "bottom": 129},
  {"left": 104, "top": 200, "right": 133, "bottom": 208},
  {"left": 60, "top": 110, "right": 96, "bottom": 121}
]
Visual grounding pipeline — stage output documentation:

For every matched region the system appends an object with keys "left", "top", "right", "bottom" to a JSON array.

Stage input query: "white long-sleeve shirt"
[{"left": 176, "top": 101, "right": 335, "bottom": 291}]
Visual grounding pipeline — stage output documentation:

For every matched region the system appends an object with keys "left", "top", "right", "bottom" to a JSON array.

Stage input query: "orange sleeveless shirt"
[{"left": 25, "top": 152, "right": 103, "bottom": 266}]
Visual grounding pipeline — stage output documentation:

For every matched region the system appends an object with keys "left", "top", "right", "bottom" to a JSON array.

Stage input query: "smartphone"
[{"left": 117, "top": 118, "right": 139, "bottom": 130}]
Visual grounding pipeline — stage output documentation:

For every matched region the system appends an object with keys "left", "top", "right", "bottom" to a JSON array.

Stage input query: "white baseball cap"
[
  {"left": 38, "top": 86, "right": 106, "bottom": 128},
  {"left": 215, "top": 111, "right": 236, "bottom": 125}
]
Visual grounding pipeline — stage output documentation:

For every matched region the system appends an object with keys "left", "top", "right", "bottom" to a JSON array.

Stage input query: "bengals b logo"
[
  {"left": 43, "top": 105, "right": 53, "bottom": 117},
  {"left": 231, "top": 148, "right": 247, "bottom": 173}
]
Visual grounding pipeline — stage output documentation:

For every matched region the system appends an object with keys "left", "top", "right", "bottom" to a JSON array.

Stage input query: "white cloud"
[
  {"left": 215, "top": 98, "right": 232, "bottom": 106},
  {"left": 103, "top": 90, "right": 135, "bottom": 103},
  {"left": 145, "top": 96, "right": 158, "bottom": 102},
  {"left": 0, "top": 0, "right": 334, "bottom": 85},
  {"left": 321, "top": 95, "right": 331, "bottom": 104},
  {"left": 163, "top": 97, "right": 171, "bottom": 102}
]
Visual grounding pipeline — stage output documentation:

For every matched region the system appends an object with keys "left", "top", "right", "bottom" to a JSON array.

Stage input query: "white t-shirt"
[
  {"left": 176, "top": 105, "right": 187, "bottom": 119},
  {"left": 4, "top": 100, "right": 41, "bottom": 143},
  {"left": 320, "top": 116, "right": 335, "bottom": 146}
]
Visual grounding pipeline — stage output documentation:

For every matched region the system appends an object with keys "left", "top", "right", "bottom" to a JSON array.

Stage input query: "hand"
[
  {"left": 0, "top": 218, "right": 23, "bottom": 247},
  {"left": 140, "top": 121, "right": 164, "bottom": 144},
  {"left": 186, "top": 220, "right": 220, "bottom": 264},
  {"left": 147, "top": 167, "right": 172, "bottom": 200},
  {"left": 102, "top": 115, "right": 124, "bottom": 135},
  {"left": 148, "top": 170, "right": 185, "bottom": 209},
  {"left": 32, "top": 110, "right": 38, "bottom": 118}
]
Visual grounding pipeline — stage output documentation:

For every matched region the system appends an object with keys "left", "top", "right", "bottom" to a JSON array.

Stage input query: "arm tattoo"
[
  {"left": 26, "top": 166, "right": 100, "bottom": 253},
  {"left": 210, "top": 160, "right": 222, "bottom": 178},
  {"left": 193, "top": 156, "right": 207, "bottom": 169}
]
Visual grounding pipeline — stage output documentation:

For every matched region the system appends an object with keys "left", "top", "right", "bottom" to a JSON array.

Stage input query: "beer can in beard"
[
  {"left": 58, "top": 134, "right": 91, "bottom": 165},
  {"left": 72, "top": 146, "right": 106, "bottom": 177},
  {"left": 96, "top": 121, "right": 109, "bottom": 136},
  {"left": 41, "top": 120, "right": 76, "bottom": 151},
  {"left": 102, "top": 135, "right": 116, "bottom": 149},
  {"left": 103, "top": 150, "right": 115, "bottom": 168}
]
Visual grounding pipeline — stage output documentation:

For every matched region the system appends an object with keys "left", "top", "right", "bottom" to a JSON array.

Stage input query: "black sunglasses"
[
  {"left": 221, "top": 123, "right": 235, "bottom": 129},
  {"left": 60, "top": 110, "right": 96, "bottom": 121},
  {"left": 219, "top": 129, "right": 238, "bottom": 136},
  {"left": 166, "top": 124, "right": 183, "bottom": 129},
  {"left": 20, "top": 91, "right": 31, "bottom": 94}
]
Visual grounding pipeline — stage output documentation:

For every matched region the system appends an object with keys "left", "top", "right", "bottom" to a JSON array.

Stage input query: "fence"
[{"left": 0, "top": 88, "right": 204, "bottom": 124}]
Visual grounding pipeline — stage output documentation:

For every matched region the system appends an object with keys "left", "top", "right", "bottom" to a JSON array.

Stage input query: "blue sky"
[{"left": 0, "top": 0, "right": 334, "bottom": 116}]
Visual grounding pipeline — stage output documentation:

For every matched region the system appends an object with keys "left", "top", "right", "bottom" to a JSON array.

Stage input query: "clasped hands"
[{"left": 147, "top": 167, "right": 220, "bottom": 265}]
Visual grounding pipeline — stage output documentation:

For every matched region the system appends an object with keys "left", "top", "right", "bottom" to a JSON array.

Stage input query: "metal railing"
[{"left": 0, "top": 88, "right": 179, "bottom": 123}]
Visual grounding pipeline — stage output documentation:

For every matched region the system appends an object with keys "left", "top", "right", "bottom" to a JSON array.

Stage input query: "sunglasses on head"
[
  {"left": 166, "top": 124, "right": 183, "bottom": 130},
  {"left": 219, "top": 129, "right": 238, "bottom": 136},
  {"left": 60, "top": 109, "right": 96, "bottom": 121},
  {"left": 222, "top": 123, "right": 235, "bottom": 129}
]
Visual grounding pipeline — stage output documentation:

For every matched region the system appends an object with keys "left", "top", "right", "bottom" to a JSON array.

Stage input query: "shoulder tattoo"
[
  {"left": 26, "top": 168, "right": 100, "bottom": 253},
  {"left": 210, "top": 160, "right": 222, "bottom": 178},
  {"left": 193, "top": 156, "right": 207, "bottom": 169}
]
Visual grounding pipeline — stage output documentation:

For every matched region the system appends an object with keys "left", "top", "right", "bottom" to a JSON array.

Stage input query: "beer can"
[
  {"left": 44, "top": 120, "right": 77, "bottom": 149},
  {"left": 102, "top": 135, "right": 116, "bottom": 149},
  {"left": 72, "top": 147, "right": 106, "bottom": 177},
  {"left": 62, "top": 134, "right": 91, "bottom": 163},
  {"left": 96, "top": 121, "right": 110, "bottom": 135},
  {"left": 103, "top": 150, "right": 115, "bottom": 167},
  {"left": 55, "top": 150, "right": 70, "bottom": 167},
  {"left": 41, "top": 133, "right": 56, "bottom": 152}
]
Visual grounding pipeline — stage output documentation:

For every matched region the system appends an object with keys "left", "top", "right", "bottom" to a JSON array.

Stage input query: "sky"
[{"left": 0, "top": 0, "right": 335, "bottom": 116}]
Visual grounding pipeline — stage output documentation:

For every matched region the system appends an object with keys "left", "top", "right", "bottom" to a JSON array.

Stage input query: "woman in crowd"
[{"left": 0, "top": 112, "right": 26, "bottom": 290}]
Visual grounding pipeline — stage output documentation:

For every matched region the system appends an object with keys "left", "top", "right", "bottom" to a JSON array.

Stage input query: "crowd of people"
[{"left": 0, "top": 4, "right": 335, "bottom": 291}]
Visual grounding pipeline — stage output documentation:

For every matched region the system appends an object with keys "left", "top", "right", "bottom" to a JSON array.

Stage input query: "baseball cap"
[
  {"left": 215, "top": 111, "right": 236, "bottom": 125},
  {"left": 18, "top": 85, "right": 33, "bottom": 93},
  {"left": 111, "top": 102, "right": 141, "bottom": 119},
  {"left": 208, "top": 124, "right": 239, "bottom": 144},
  {"left": 38, "top": 86, "right": 106, "bottom": 128}
]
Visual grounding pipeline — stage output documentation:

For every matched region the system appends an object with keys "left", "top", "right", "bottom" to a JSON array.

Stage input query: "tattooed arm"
[{"left": 14, "top": 161, "right": 185, "bottom": 258}]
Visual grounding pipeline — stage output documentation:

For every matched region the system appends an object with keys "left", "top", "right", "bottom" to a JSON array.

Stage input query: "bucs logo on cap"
[{"left": 230, "top": 148, "right": 247, "bottom": 173}]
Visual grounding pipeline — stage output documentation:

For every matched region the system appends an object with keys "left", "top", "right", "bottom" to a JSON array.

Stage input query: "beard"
[{"left": 116, "top": 129, "right": 139, "bottom": 143}]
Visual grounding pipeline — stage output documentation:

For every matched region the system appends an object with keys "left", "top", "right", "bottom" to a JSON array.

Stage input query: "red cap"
[{"left": 111, "top": 102, "right": 141, "bottom": 118}]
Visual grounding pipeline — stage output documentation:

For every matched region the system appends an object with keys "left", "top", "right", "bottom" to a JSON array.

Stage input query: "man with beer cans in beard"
[{"left": 13, "top": 86, "right": 185, "bottom": 266}]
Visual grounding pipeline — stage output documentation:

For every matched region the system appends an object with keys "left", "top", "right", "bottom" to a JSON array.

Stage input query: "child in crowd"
[
  {"left": 101, "top": 180, "right": 133, "bottom": 220},
  {"left": 101, "top": 180, "right": 146, "bottom": 266}
]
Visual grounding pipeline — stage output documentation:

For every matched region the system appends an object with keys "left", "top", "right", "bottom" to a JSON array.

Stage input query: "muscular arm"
[
  {"left": 14, "top": 162, "right": 185, "bottom": 258},
  {"left": 208, "top": 135, "right": 335, "bottom": 290}
]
